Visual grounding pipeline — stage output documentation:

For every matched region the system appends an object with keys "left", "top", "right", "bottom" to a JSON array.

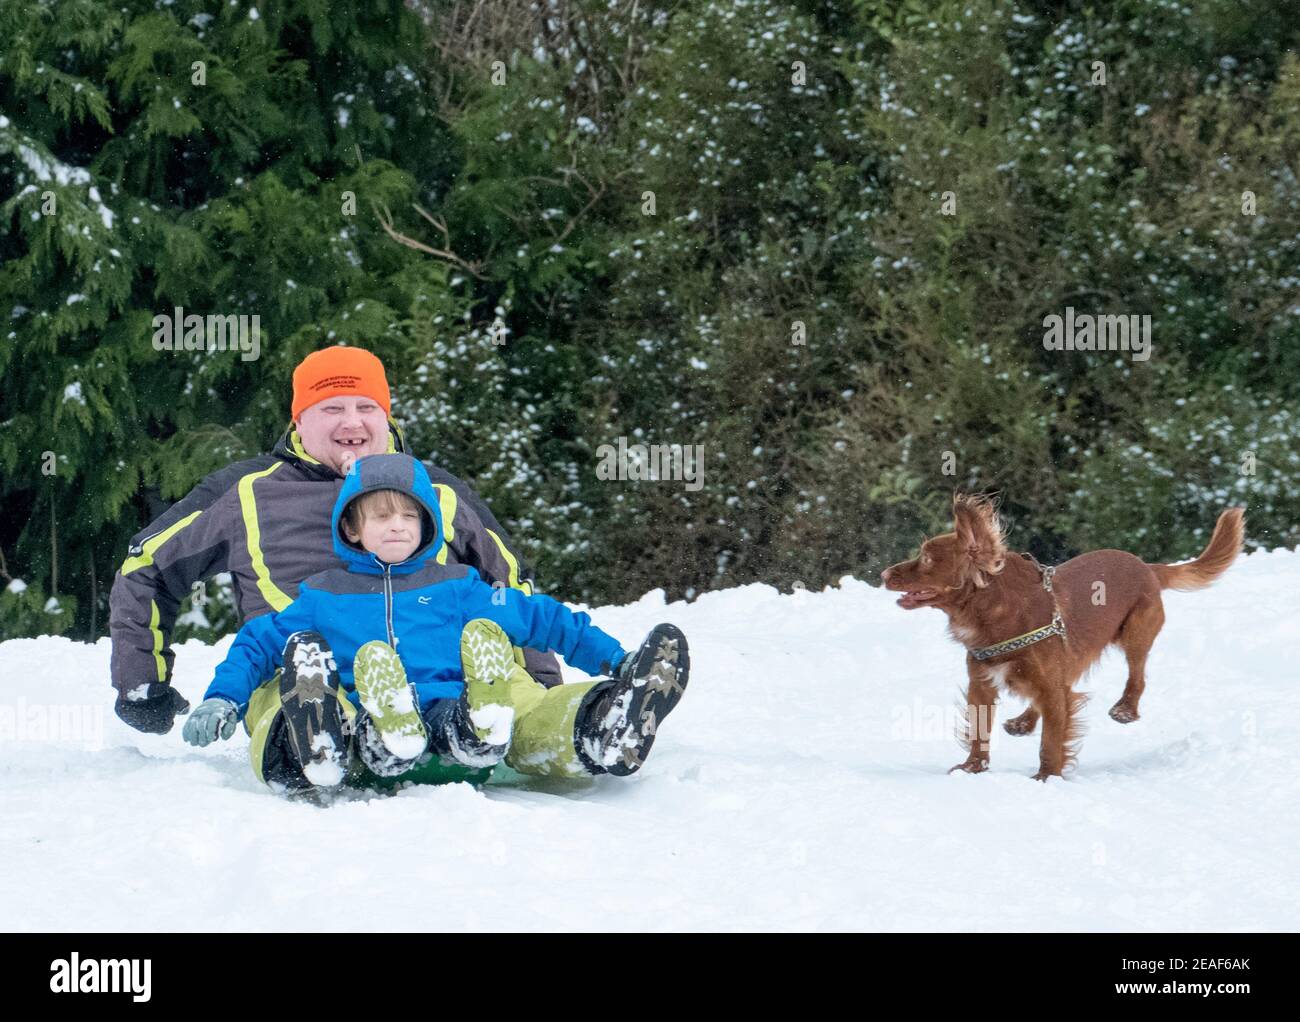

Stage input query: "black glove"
[{"left": 114, "top": 683, "right": 191, "bottom": 735}]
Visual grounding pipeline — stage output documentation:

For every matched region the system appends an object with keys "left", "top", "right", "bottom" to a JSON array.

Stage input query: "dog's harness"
[{"left": 969, "top": 554, "right": 1067, "bottom": 662}]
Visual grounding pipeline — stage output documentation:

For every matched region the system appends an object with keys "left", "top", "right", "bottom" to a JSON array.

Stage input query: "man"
[{"left": 110, "top": 345, "right": 561, "bottom": 735}]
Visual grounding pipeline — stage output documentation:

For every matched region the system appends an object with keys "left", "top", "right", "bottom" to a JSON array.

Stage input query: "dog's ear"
[{"left": 952, "top": 493, "right": 1007, "bottom": 588}]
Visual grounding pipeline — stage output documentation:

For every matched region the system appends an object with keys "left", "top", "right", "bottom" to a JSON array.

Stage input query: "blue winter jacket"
[{"left": 206, "top": 454, "right": 626, "bottom": 716}]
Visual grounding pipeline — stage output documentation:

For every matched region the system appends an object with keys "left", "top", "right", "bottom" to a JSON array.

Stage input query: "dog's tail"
[{"left": 1150, "top": 508, "right": 1245, "bottom": 592}]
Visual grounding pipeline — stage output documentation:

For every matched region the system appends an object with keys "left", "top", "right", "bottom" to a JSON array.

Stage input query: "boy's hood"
[{"left": 330, "top": 454, "right": 444, "bottom": 575}]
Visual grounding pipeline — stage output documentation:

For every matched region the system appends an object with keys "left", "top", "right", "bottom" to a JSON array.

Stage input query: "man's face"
[{"left": 294, "top": 396, "right": 390, "bottom": 476}]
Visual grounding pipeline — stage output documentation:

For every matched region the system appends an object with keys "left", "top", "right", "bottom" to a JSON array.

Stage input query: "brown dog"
[{"left": 881, "top": 495, "right": 1244, "bottom": 780}]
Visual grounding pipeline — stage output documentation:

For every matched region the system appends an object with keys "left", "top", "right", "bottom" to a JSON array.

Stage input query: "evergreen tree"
[
  {"left": 2, "top": 0, "right": 1298, "bottom": 637},
  {"left": 0, "top": 0, "right": 447, "bottom": 639}
]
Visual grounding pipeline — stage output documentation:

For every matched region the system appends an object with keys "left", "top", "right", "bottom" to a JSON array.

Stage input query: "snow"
[
  {"left": 1, "top": 549, "right": 1298, "bottom": 931},
  {"left": 87, "top": 187, "right": 113, "bottom": 229},
  {"left": 15, "top": 143, "right": 91, "bottom": 187},
  {"left": 303, "top": 735, "right": 343, "bottom": 786},
  {"left": 174, "top": 603, "right": 210, "bottom": 630},
  {"left": 8, "top": 143, "right": 114, "bottom": 228},
  {"left": 468, "top": 702, "right": 515, "bottom": 747},
  {"left": 379, "top": 731, "right": 426, "bottom": 762}
]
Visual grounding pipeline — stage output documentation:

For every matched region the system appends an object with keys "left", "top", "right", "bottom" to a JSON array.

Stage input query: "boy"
[{"left": 182, "top": 453, "right": 689, "bottom": 795}]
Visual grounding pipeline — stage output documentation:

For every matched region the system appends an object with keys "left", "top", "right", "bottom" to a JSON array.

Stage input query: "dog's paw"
[
  {"left": 1003, "top": 713, "right": 1038, "bottom": 736},
  {"left": 948, "top": 758, "right": 989, "bottom": 775},
  {"left": 1030, "top": 769, "right": 1061, "bottom": 782},
  {"left": 1108, "top": 702, "right": 1140, "bottom": 724}
]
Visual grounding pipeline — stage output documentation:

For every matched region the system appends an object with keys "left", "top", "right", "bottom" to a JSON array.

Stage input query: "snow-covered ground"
[{"left": 2, "top": 549, "right": 1297, "bottom": 932}]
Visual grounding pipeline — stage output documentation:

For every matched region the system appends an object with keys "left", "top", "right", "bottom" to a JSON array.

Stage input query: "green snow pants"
[{"left": 244, "top": 631, "right": 603, "bottom": 791}]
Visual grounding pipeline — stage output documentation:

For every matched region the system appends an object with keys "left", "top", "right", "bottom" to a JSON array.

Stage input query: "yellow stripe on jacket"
[
  {"left": 120, "top": 511, "right": 202, "bottom": 576},
  {"left": 238, "top": 462, "right": 293, "bottom": 612}
]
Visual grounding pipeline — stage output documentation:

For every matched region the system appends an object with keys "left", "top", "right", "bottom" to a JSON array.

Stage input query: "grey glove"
[{"left": 182, "top": 698, "right": 240, "bottom": 747}]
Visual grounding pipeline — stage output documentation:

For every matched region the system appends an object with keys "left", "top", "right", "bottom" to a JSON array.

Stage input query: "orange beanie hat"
[{"left": 291, "top": 347, "right": 391, "bottom": 420}]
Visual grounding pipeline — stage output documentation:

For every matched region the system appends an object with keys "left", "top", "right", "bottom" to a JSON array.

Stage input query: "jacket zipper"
[{"left": 382, "top": 563, "right": 397, "bottom": 648}]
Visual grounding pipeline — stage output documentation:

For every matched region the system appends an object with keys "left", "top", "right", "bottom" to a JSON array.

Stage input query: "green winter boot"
[
  {"left": 458, "top": 619, "right": 519, "bottom": 748},
  {"left": 353, "top": 641, "right": 427, "bottom": 761}
]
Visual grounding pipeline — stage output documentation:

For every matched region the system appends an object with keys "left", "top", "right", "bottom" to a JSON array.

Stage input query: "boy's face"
[{"left": 343, "top": 503, "right": 422, "bottom": 564}]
